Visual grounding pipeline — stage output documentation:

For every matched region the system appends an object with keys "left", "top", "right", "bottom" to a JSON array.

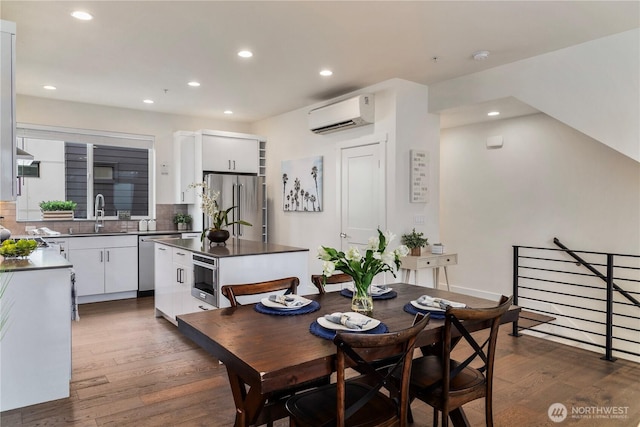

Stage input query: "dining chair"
[
  {"left": 285, "top": 313, "right": 431, "bottom": 427},
  {"left": 408, "top": 295, "right": 513, "bottom": 427},
  {"left": 311, "top": 273, "right": 353, "bottom": 294},
  {"left": 221, "top": 276, "right": 299, "bottom": 307}
]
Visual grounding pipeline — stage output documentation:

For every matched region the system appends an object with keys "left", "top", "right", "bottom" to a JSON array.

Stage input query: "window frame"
[{"left": 16, "top": 123, "right": 155, "bottom": 220}]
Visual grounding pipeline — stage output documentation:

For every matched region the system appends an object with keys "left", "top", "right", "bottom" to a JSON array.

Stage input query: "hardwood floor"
[{"left": 1, "top": 297, "right": 638, "bottom": 426}]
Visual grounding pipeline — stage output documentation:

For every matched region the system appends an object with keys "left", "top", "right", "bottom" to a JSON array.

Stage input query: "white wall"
[
  {"left": 430, "top": 29, "right": 640, "bottom": 163},
  {"left": 440, "top": 112, "right": 640, "bottom": 299},
  {"left": 16, "top": 95, "right": 252, "bottom": 204},
  {"left": 252, "top": 79, "right": 441, "bottom": 284}
]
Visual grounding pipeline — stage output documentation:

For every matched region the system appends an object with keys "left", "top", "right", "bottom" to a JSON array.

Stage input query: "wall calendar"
[{"left": 410, "top": 150, "right": 429, "bottom": 203}]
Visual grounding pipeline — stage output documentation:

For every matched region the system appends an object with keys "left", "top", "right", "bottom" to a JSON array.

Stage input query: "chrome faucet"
[{"left": 94, "top": 193, "right": 105, "bottom": 233}]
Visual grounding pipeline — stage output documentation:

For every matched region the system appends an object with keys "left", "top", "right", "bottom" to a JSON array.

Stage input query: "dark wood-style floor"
[{"left": 1, "top": 297, "right": 638, "bottom": 426}]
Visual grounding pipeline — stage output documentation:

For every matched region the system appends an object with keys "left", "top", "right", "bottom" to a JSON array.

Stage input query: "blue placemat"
[
  {"left": 339, "top": 289, "right": 398, "bottom": 300},
  {"left": 255, "top": 300, "right": 320, "bottom": 316},
  {"left": 309, "top": 320, "right": 389, "bottom": 340},
  {"left": 403, "top": 302, "right": 445, "bottom": 319}
]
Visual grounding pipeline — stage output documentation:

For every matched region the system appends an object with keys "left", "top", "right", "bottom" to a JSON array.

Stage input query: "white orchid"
[{"left": 345, "top": 247, "right": 362, "bottom": 262}]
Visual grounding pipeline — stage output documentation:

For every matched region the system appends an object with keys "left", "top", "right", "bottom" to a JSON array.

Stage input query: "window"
[{"left": 15, "top": 124, "right": 154, "bottom": 221}]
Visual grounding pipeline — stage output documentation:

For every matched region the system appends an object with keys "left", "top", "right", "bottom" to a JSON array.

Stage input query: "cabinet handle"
[
  {"left": 181, "top": 192, "right": 184, "bottom": 202},
  {"left": 159, "top": 247, "right": 167, "bottom": 251},
  {"left": 228, "top": 160, "right": 231, "bottom": 170},
  {"left": 198, "top": 305, "right": 210, "bottom": 311},
  {"left": 106, "top": 250, "right": 110, "bottom": 262},
  {"left": 233, "top": 160, "right": 236, "bottom": 170},
  {"left": 100, "top": 251, "right": 103, "bottom": 263}
]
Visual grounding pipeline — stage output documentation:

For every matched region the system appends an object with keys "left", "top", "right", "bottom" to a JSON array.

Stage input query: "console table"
[{"left": 400, "top": 252, "right": 458, "bottom": 290}]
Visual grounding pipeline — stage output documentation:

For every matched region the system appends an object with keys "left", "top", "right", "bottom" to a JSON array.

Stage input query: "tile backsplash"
[{"left": 0, "top": 202, "right": 191, "bottom": 235}]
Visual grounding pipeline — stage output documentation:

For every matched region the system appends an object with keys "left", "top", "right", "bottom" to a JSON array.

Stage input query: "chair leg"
[
  {"left": 486, "top": 398, "right": 494, "bottom": 427},
  {"left": 432, "top": 409, "right": 438, "bottom": 427}
]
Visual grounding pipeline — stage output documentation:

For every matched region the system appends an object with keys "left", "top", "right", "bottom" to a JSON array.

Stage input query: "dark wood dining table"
[{"left": 177, "top": 283, "right": 520, "bottom": 427}]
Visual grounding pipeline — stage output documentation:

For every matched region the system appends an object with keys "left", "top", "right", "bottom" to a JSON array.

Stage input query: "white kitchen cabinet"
[
  {"left": 0, "top": 266, "right": 71, "bottom": 411},
  {"left": 173, "top": 131, "right": 196, "bottom": 204},
  {"left": 68, "top": 235, "right": 138, "bottom": 300},
  {"left": 154, "top": 244, "right": 202, "bottom": 324},
  {"left": 0, "top": 20, "right": 17, "bottom": 201},
  {"left": 200, "top": 133, "right": 259, "bottom": 174}
]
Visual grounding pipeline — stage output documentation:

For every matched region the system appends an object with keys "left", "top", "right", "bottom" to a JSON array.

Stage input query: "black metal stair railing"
[{"left": 512, "top": 239, "right": 640, "bottom": 362}]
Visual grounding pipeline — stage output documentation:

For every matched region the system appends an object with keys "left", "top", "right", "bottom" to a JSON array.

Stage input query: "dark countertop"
[
  {"left": 0, "top": 248, "right": 72, "bottom": 272},
  {"left": 13, "top": 230, "right": 195, "bottom": 239},
  {"left": 154, "top": 238, "right": 310, "bottom": 258}
]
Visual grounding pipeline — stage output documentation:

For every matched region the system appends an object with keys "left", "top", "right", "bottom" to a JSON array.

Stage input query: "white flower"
[
  {"left": 372, "top": 251, "right": 382, "bottom": 260},
  {"left": 384, "top": 230, "right": 396, "bottom": 244},
  {"left": 317, "top": 246, "right": 332, "bottom": 261},
  {"left": 345, "top": 247, "right": 362, "bottom": 262},
  {"left": 381, "top": 250, "right": 396, "bottom": 267},
  {"left": 395, "top": 245, "right": 409, "bottom": 257},
  {"left": 367, "top": 236, "right": 380, "bottom": 250},
  {"left": 322, "top": 260, "right": 336, "bottom": 276}
]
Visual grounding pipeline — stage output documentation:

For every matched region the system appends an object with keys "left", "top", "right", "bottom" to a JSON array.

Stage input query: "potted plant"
[
  {"left": 401, "top": 228, "right": 428, "bottom": 256},
  {"left": 189, "top": 182, "right": 252, "bottom": 245},
  {"left": 173, "top": 213, "right": 192, "bottom": 231},
  {"left": 39, "top": 200, "right": 77, "bottom": 220}
]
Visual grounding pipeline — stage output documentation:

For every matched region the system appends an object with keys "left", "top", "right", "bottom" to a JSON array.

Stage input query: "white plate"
[
  {"left": 410, "top": 300, "right": 445, "bottom": 312},
  {"left": 260, "top": 295, "right": 312, "bottom": 310},
  {"left": 317, "top": 312, "right": 380, "bottom": 331}
]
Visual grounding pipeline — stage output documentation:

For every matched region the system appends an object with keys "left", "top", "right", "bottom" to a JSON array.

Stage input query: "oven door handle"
[{"left": 192, "top": 260, "right": 217, "bottom": 269}]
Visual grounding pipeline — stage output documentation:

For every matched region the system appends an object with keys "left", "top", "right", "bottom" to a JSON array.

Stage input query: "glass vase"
[{"left": 351, "top": 278, "right": 374, "bottom": 316}]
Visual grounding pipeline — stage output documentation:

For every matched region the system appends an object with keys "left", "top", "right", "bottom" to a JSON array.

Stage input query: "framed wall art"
[{"left": 281, "top": 156, "right": 323, "bottom": 212}]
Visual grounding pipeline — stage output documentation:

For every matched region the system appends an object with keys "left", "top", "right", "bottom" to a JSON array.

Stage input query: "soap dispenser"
[{"left": 138, "top": 219, "right": 148, "bottom": 231}]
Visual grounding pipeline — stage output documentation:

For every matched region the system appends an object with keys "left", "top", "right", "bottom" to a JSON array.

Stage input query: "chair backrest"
[
  {"left": 221, "top": 277, "right": 299, "bottom": 307},
  {"left": 333, "top": 313, "right": 430, "bottom": 426},
  {"left": 441, "top": 295, "right": 513, "bottom": 398},
  {"left": 311, "top": 273, "right": 353, "bottom": 294}
]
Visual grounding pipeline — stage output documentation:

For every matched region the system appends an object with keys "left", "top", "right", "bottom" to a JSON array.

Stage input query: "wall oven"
[{"left": 191, "top": 253, "right": 219, "bottom": 307}]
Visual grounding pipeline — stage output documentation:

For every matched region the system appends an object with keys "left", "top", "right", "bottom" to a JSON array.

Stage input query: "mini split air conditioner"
[{"left": 308, "top": 94, "right": 374, "bottom": 135}]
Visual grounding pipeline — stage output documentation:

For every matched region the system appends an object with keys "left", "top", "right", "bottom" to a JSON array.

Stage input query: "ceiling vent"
[{"left": 308, "top": 94, "right": 374, "bottom": 135}]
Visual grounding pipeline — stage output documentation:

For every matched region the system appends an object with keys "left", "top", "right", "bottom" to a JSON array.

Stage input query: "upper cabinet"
[
  {"left": 173, "top": 131, "right": 196, "bottom": 204},
  {"left": 198, "top": 131, "right": 259, "bottom": 174},
  {"left": 0, "top": 20, "right": 16, "bottom": 201}
]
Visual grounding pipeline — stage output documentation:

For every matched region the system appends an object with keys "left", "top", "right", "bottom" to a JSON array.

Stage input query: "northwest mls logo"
[{"left": 548, "top": 403, "right": 568, "bottom": 423}]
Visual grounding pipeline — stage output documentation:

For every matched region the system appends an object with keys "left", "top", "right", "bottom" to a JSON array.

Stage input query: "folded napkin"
[
  {"left": 268, "top": 294, "right": 305, "bottom": 307},
  {"left": 416, "top": 295, "right": 466, "bottom": 310},
  {"left": 324, "top": 313, "right": 371, "bottom": 330},
  {"left": 370, "top": 284, "right": 391, "bottom": 296}
]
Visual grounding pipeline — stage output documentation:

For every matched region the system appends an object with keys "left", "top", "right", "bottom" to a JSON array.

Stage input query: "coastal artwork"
[{"left": 281, "top": 156, "right": 323, "bottom": 212}]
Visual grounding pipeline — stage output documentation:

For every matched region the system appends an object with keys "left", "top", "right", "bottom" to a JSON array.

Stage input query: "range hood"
[{"left": 16, "top": 147, "right": 34, "bottom": 165}]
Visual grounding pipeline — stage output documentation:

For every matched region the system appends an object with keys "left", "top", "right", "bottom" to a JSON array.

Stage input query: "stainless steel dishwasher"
[{"left": 138, "top": 233, "right": 180, "bottom": 296}]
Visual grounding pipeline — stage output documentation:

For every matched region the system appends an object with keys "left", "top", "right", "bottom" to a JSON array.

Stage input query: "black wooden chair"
[
  {"left": 221, "top": 276, "right": 298, "bottom": 307},
  {"left": 285, "top": 314, "right": 431, "bottom": 427},
  {"left": 311, "top": 273, "right": 353, "bottom": 295},
  {"left": 408, "top": 295, "right": 513, "bottom": 427}
]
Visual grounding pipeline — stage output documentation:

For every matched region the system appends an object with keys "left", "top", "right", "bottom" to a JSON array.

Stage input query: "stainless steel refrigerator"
[{"left": 204, "top": 173, "right": 265, "bottom": 242}]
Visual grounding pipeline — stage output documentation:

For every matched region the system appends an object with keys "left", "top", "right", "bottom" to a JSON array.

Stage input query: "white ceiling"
[{"left": 2, "top": 1, "right": 638, "bottom": 126}]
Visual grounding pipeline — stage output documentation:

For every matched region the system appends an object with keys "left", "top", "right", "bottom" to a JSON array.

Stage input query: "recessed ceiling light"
[
  {"left": 71, "top": 11, "right": 93, "bottom": 21},
  {"left": 237, "top": 50, "right": 253, "bottom": 58},
  {"left": 319, "top": 69, "right": 333, "bottom": 77},
  {"left": 487, "top": 111, "right": 500, "bottom": 116},
  {"left": 43, "top": 85, "right": 57, "bottom": 90},
  {"left": 188, "top": 81, "right": 201, "bottom": 87},
  {"left": 223, "top": 110, "right": 233, "bottom": 115},
  {"left": 143, "top": 99, "right": 154, "bottom": 104},
  {"left": 472, "top": 50, "right": 490, "bottom": 61}
]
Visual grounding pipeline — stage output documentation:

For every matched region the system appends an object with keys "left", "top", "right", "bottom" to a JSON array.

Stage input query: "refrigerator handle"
[
  {"left": 232, "top": 183, "right": 238, "bottom": 237},
  {"left": 238, "top": 183, "right": 244, "bottom": 237}
]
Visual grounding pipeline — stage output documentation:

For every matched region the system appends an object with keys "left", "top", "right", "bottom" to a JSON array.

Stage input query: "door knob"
[{"left": 340, "top": 232, "right": 347, "bottom": 238}]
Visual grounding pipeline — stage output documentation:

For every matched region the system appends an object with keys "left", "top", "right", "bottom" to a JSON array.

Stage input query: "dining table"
[{"left": 177, "top": 283, "right": 520, "bottom": 427}]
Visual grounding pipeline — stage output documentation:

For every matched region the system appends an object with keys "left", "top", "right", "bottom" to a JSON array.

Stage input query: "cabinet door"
[
  {"left": 201, "top": 135, "right": 258, "bottom": 174},
  {"left": 69, "top": 248, "right": 105, "bottom": 296},
  {"left": 174, "top": 132, "right": 196, "bottom": 204},
  {"left": 154, "top": 245, "right": 174, "bottom": 319},
  {"left": 104, "top": 246, "right": 138, "bottom": 293}
]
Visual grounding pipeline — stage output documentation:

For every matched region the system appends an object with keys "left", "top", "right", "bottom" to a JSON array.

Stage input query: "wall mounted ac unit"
[{"left": 308, "top": 94, "right": 374, "bottom": 135}]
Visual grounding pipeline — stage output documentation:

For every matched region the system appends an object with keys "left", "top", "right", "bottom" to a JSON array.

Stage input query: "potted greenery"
[
  {"left": 39, "top": 200, "right": 77, "bottom": 220},
  {"left": 173, "top": 213, "right": 192, "bottom": 231},
  {"left": 401, "top": 228, "right": 429, "bottom": 256}
]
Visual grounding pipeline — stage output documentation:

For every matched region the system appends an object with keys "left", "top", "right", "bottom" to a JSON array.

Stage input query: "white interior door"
[{"left": 340, "top": 142, "right": 385, "bottom": 251}]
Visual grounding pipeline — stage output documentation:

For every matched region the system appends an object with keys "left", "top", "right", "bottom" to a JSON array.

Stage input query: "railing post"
[
  {"left": 602, "top": 254, "right": 616, "bottom": 362},
  {"left": 511, "top": 246, "right": 521, "bottom": 337}
]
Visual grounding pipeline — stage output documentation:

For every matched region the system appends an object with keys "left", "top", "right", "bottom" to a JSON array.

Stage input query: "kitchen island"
[
  {"left": 153, "top": 238, "right": 310, "bottom": 323},
  {"left": 0, "top": 248, "right": 73, "bottom": 411}
]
